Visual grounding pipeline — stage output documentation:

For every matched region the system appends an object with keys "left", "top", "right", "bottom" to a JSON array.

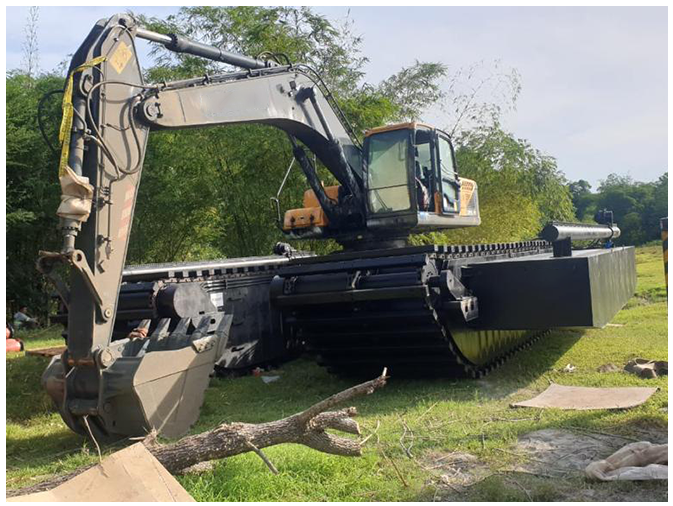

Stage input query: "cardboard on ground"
[{"left": 8, "top": 442, "right": 194, "bottom": 502}]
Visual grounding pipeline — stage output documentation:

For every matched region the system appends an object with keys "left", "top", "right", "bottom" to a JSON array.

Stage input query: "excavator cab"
[
  {"left": 364, "top": 122, "right": 480, "bottom": 233},
  {"left": 282, "top": 122, "right": 480, "bottom": 240}
]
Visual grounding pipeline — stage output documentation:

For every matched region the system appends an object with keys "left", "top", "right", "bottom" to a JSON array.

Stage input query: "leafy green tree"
[
  {"left": 598, "top": 173, "right": 634, "bottom": 191},
  {"left": 591, "top": 172, "right": 668, "bottom": 246},
  {"left": 569, "top": 179, "right": 591, "bottom": 198},
  {"left": 568, "top": 179, "right": 595, "bottom": 221},
  {"left": 456, "top": 126, "right": 574, "bottom": 221},
  {"left": 378, "top": 62, "right": 448, "bottom": 121},
  {"left": 6, "top": 72, "right": 64, "bottom": 317}
]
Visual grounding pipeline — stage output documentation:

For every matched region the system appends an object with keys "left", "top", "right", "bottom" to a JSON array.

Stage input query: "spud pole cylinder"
[
  {"left": 661, "top": 217, "right": 668, "bottom": 294},
  {"left": 540, "top": 222, "right": 621, "bottom": 242}
]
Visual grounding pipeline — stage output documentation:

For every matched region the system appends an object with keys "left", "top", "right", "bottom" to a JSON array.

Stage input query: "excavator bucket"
[{"left": 43, "top": 313, "right": 233, "bottom": 440}]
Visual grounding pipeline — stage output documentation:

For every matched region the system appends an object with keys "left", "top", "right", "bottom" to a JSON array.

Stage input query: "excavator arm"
[
  {"left": 50, "top": 14, "right": 368, "bottom": 358},
  {"left": 39, "top": 13, "right": 369, "bottom": 439}
]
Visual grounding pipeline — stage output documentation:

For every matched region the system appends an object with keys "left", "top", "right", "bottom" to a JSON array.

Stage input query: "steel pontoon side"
[{"left": 270, "top": 242, "right": 636, "bottom": 377}]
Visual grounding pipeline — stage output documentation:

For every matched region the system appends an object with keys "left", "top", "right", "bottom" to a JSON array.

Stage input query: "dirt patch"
[
  {"left": 424, "top": 428, "right": 668, "bottom": 501},
  {"left": 597, "top": 363, "right": 620, "bottom": 373},
  {"left": 422, "top": 451, "right": 492, "bottom": 492},
  {"left": 511, "top": 429, "right": 668, "bottom": 501},
  {"left": 510, "top": 429, "right": 626, "bottom": 476}
]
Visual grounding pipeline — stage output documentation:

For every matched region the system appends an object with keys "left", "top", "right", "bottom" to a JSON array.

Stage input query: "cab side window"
[
  {"left": 414, "top": 129, "right": 434, "bottom": 212},
  {"left": 367, "top": 129, "right": 412, "bottom": 214},
  {"left": 437, "top": 136, "right": 458, "bottom": 213}
]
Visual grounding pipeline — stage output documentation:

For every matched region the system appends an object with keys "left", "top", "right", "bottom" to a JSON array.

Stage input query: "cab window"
[
  {"left": 414, "top": 128, "right": 434, "bottom": 212},
  {"left": 367, "top": 129, "right": 412, "bottom": 214},
  {"left": 437, "top": 135, "right": 458, "bottom": 213}
]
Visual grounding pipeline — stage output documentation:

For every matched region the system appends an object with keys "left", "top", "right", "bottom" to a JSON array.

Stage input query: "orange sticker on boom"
[{"left": 110, "top": 41, "right": 133, "bottom": 74}]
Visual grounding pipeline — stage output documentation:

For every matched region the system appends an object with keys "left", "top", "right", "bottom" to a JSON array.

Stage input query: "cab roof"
[
  {"left": 364, "top": 121, "right": 434, "bottom": 137},
  {"left": 364, "top": 122, "right": 452, "bottom": 139}
]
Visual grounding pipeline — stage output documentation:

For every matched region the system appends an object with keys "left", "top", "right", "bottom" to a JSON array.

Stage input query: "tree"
[
  {"left": 442, "top": 60, "right": 521, "bottom": 138},
  {"left": 6, "top": 72, "right": 64, "bottom": 317},
  {"left": 129, "top": 6, "right": 449, "bottom": 262},
  {"left": 568, "top": 179, "right": 594, "bottom": 220},
  {"left": 378, "top": 61, "right": 448, "bottom": 121},
  {"left": 567, "top": 171, "right": 669, "bottom": 246},
  {"left": 456, "top": 125, "right": 575, "bottom": 222},
  {"left": 598, "top": 173, "right": 634, "bottom": 192},
  {"left": 569, "top": 179, "right": 591, "bottom": 201},
  {"left": 649, "top": 173, "right": 668, "bottom": 229},
  {"left": 21, "top": 7, "right": 40, "bottom": 80}
]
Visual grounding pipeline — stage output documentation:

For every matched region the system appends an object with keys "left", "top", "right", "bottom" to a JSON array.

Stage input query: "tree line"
[
  {"left": 569, "top": 174, "right": 667, "bottom": 246},
  {"left": 5, "top": 6, "right": 666, "bottom": 317}
]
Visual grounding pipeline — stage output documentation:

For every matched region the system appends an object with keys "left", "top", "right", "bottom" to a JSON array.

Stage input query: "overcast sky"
[{"left": 5, "top": 6, "right": 667, "bottom": 187}]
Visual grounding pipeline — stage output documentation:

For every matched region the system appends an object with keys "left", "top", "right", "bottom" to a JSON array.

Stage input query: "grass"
[{"left": 6, "top": 246, "right": 668, "bottom": 500}]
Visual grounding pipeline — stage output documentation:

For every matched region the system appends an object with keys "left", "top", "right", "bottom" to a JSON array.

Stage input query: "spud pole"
[{"left": 661, "top": 217, "right": 668, "bottom": 294}]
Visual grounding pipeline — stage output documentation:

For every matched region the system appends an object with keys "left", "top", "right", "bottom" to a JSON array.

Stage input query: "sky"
[{"left": 5, "top": 6, "right": 667, "bottom": 187}]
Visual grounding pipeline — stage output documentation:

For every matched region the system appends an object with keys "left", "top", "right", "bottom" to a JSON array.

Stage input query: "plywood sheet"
[{"left": 511, "top": 384, "right": 657, "bottom": 410}]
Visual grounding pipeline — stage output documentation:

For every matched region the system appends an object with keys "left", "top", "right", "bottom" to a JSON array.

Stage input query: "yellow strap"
[{"left": 58, "top": 56, "right": 107, "bottom": 177}]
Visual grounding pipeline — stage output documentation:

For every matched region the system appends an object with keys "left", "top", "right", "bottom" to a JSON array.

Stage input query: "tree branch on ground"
[{"left": 6, "top": 369, "right": 389, "bottom": 498}]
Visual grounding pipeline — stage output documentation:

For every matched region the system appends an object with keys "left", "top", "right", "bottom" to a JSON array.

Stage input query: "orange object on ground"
[
  {"left": 6, "top": 338, "right": 23, "bottom": 353},
  {"left": 6, "top": 324, "right": 23, "bottom": 352}
]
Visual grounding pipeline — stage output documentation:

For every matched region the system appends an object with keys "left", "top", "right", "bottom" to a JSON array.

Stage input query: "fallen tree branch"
[
  {"left": 246, "top": 441, "right": 279, "bottom": 475},
  {"left": 7, "top": 369, "right": 388, "bottom": 498}
]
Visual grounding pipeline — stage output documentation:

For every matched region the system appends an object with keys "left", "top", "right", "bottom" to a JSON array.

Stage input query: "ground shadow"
[{"left": 194, "top": 328, "right": 586, "bottom": 427}]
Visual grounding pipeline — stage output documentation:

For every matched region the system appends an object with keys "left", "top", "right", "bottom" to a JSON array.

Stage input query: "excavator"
[{"left": 38, "top": 13, "right": 636, "bottom": 440}]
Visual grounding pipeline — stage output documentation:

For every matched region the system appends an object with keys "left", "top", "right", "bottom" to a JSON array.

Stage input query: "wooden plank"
[{"left": 25, "top": 346, "right": 66, "bottom": 358}]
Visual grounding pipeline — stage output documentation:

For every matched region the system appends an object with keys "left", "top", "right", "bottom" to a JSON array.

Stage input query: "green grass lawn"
[{"left": 6, "top": 246, "right": 668, "bottom": 500}]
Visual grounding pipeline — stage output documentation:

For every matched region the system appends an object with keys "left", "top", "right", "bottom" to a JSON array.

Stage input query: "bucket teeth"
[
  {"left": 172, "top": 316, "right": 191, "bottom": 336},
  {"left": 150, "top": 318, "right": 171, "bottom": 339},
  {"left": 146, "top": 318, "right": 171, "bottom": 353},
  {"left": 191, "top": 314, "right": 215, "bottom": 338},
  {"left": 166, "top": 317, "right": 191, "bottom": 348}
]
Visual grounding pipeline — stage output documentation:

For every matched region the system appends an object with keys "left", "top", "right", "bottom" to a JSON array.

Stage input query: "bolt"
[
  {"left": 103, "top": 307, "right": 113, "bottom": 319},
  {"left": 99, "top": 348, "right": 115, "bottom": 368}
]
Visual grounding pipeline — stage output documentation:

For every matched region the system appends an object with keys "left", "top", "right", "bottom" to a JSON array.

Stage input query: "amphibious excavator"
[{"left": 39, "top": 14, "right": 636, "bottom": 440}]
